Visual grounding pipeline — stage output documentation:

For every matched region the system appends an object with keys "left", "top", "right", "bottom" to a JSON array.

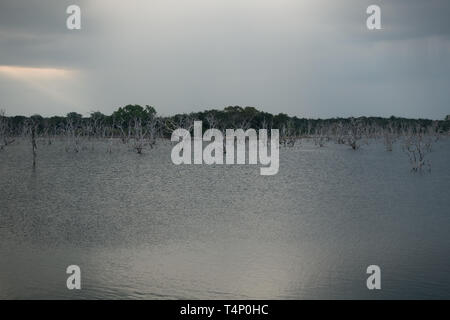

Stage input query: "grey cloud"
[{"left": 0, "top": 0, "right": 449, "bottom": 119}]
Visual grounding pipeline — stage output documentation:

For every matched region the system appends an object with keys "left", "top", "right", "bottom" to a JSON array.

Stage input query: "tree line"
[
  {"left": 2, "top": 104, "right": 449, "bottom": 138},
  {"left": 1, "top": 105, "right": 449, "bottom": 171}
]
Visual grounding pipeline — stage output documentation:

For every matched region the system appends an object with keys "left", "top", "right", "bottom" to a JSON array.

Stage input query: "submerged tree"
[
  {"left": 21, "top": 117, "right": 39, "bottom": 167},
  {"left": 402, "top": 126, "right": 433, "bottom": 172},
  {"left": 313, "top": 123, "right": 329, "bottom": 147},
  {"left": 0, "top": 105, "right": 448, "bottom": 168},
  {"left": 131, "top": 116, "right": 160, "bottom": 154},
  {"left": 345, "top": 118, "right": 365, "bottom": 150},
  {"left": 65, "top": 114, "right": 82, "bottom": 153},
  {"left": 0, "top": 109, "right": 15, "bottom": 150},
  {"left": 383, "top": 121, "right": 396, "bottom": 152},
  {"left": 280, "top": 119, "right": 297, "bottom": 147}
]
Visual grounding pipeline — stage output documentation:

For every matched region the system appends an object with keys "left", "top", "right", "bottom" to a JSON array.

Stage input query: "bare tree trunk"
[
  {"left": 0, "top": 109, "right": 14, "bottom": 150},
  {"left": 31, "top": 124, "right": 37, "bottom": 167},
  {"left": 402, "top": 125, "right": 432, "bottom": 172}
]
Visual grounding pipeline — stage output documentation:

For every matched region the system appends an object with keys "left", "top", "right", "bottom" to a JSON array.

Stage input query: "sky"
[{"left": 0, "top": 0, "right": 449, "bottom": 119}]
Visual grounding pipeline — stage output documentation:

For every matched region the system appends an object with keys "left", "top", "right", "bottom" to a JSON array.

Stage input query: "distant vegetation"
[
  {"left": 1, "top": 105, "right": 449, "bottom": 171},
  {"left": 2, "top": 104, "right": 449, "bottom": 137}
]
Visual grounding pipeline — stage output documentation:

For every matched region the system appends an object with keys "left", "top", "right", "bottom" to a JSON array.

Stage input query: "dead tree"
[
  {"left": 31, "top": 124, "right": 37, "bottom": 167},
  {"left": 427, "top": 121, "right": 441, "bottom": 149},
  {"left": 337, "top": 122, "right": 346, "bottom": 145},
  {"left": 129, "top": 116, "right": 161, "bottom": 154},
  {"left": 65, "top": 118, "right": 81, "bottom": 152},
  {"left": 0, "top": 109, "right": 15, "bottom": 150},
  {"left": 165, "top": 114, "right": 195, "bottom": 137},
  {"left": 280, "top": 120, "right": 296, "bottom": 147},
  {"left": 116, "top": 121, "right": 132, "bottom": 144},
  {"left": 132, "top": 118, "right": 147, "bottom": 154},
  {"left": 146, "top": 117, "right": 160, "bottom": 149},
  {"left": 42, "top": 126, "right": 53, "bottom": 146},
  {"left": 313, "top": 124, "right": 327, "bottom": 147},
  {"left": 402, "top": 126, "right": 432, "bottom": 172},
  {"left": 106, "top": 125, "right": 115, "bottom": 154},
  {"left": 383, "top": 121, "right": 396, "bottom": 152},
  {"left": 22, "top": 119, "right": 38, "bottom": 166},
  {"left": 345, "top": 118, "right": 364, "bottom": 150},
  {"left": 0, "top": 109, "right": 7, "bottom": 151},
  {"left": 205, "top": 113, "right": 219, "bottom": 130}
]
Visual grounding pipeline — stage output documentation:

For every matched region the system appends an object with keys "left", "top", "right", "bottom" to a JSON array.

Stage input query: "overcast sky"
[{"left": 0, "top": 0, "right": 449, "bottom": 119}]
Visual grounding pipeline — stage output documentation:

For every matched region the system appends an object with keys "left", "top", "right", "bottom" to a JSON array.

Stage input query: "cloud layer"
[{"left": 1, "top": 0, "right": 449, "bottom": 119}]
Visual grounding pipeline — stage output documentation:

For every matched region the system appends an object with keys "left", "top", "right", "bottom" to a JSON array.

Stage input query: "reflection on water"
[{"left": 0, "top": 139, "right": 449, "bottom": 299}]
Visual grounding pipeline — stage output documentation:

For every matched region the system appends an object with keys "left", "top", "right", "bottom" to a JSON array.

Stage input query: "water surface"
[{"left": 0, "top": 139, "right": 449, "bottom": 299}]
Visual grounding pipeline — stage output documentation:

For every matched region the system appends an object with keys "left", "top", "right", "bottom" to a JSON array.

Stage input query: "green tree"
[
  {"left": 66, "top": 112, "right": 83, "bottom": 124},
  {"left": 112, "top": 105, "right": 157, "bottom": 126}
]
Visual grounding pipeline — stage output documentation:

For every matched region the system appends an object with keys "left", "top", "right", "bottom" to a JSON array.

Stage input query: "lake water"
[{"left": 0, "top": 138, "right": 449, "bottom": 299}]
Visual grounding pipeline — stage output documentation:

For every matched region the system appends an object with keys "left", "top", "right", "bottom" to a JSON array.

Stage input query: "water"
[{"left": 0, "top": 138, "right": 449, "bottom": 299}]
